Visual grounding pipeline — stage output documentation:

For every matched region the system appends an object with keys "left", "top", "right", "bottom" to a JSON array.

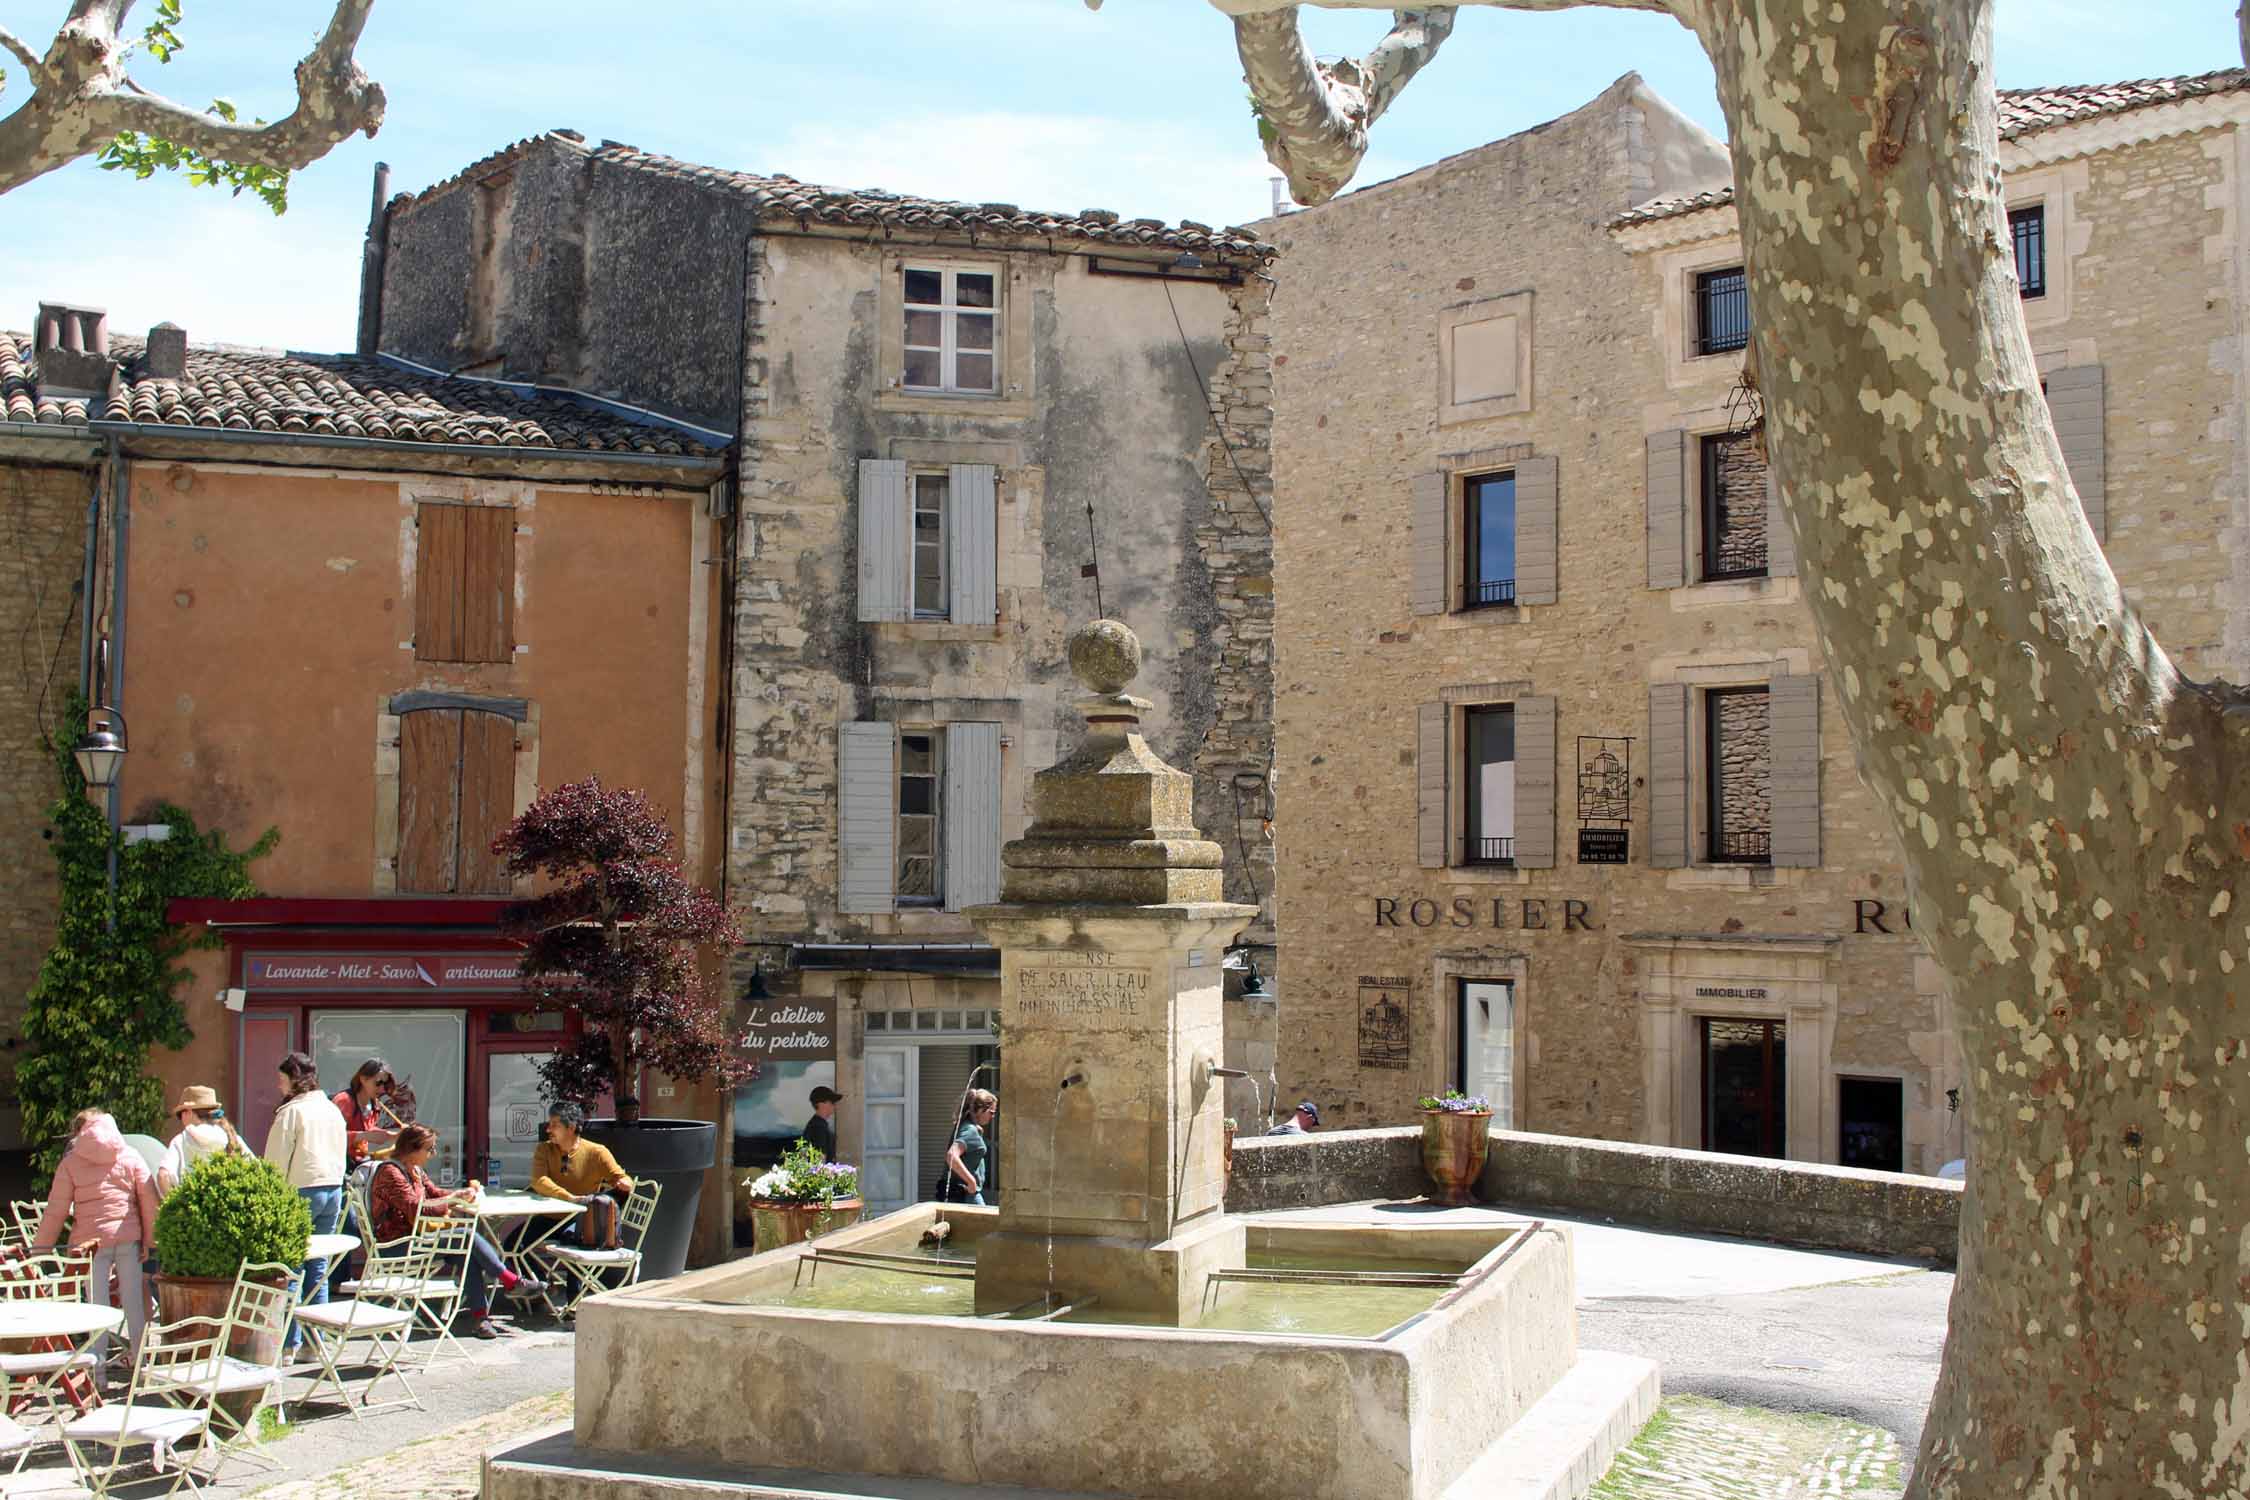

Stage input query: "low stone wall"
[{"left": 1228, "top": 1126, "right": 1962, "bottom": 1266}]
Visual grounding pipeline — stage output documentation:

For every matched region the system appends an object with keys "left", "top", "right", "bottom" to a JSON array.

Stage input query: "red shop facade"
[{"left": 170, "top": 900, "right": 586, "bottom": 1190}]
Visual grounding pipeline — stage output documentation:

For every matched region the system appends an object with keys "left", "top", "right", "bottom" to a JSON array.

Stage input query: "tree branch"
[
  {"left": 1229, "top": 0, "right": 1685, "bottom": 205},
  {"left": 0, "top": 26, "right": 43, "bottom": 83}
]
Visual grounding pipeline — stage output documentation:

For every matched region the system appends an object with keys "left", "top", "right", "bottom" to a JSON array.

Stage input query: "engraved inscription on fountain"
[{"left": 1017, "top": 958, "right": 1152, "bottom": 1024}]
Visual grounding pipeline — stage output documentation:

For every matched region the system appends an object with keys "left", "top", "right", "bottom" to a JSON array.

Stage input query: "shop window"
[
  {"left": 1460, "top": 472, "right": 1517, "bottom": 609},
  {"left": 1839, "top": 1076, "right": 1905, "bottom": 1172},
  {"left": 398, "top": 707, "right": 516, "bottom": 895},
  {"left": 415, "top": 502, "right": 514, "bottom": 664},
  {"left": 1694, "top": 266, "right": 1748, "bottom": 356},
  {"left": 313, "top": 1009, "right": 468, "bottom": 1185},
  {"left": 1461, "top": 705, "right": 1516, "bottom": 866},
  {"left": 1703, "top": 687, "right": 1771, "bottom": 865},
  {"left": 902, "top": 266, "right": 999, "bottom": 394},
  {"left": 1698, "top": 434, "right": 1768, "bottom": 581},
  {"left": 1702, "top": 1017, "right": 1785, "bottom": 1158},
  {"left": 1455, "top": 980, "right": 1515, "bottom": 1128},
  {"left": 2009, "top": 204, "right": 2045, "bottom": 299}
]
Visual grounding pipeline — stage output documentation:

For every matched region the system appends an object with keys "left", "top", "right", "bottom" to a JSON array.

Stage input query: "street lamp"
[{"left": 71, "top": 705, "right": 128, "bottom": 792}]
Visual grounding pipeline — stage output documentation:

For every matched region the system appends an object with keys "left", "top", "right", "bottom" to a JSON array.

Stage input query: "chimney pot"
[
  {"left": 33, "top": 301, "right": 112, "bottom": 395},
  {"left": 145, "top": 322, "right": 188, "bottom": 381}
]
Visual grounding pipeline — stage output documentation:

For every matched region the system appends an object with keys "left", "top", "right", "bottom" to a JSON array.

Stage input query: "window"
[
  {"left": 397, "top": 707, "right": 515, "bottom": 894},
  {"left": 1704, "top": 687, "right": 1771, "bottom": 864},
  {"left": 1456, "top": 980, "right": 1515, "bottom": 1127},
  {"left": 2009, "top": 205, "right": 2045, "bottom": 299},
  {"left": 897, "top": 731, "right": 943, "bottom": 905},
  {"left": 1839, "top": 1077, "right": 1905, "bottom": 1172},
  {"left": 1461, "top": 472, "right": 1517, "bottom": 609},
  {"left": 1694, "top": 267, "right": 1748, "bottom": 356},
  {"left": 1698, "top": 434, "right": 1768, "bottom": 581},
  {"left": 912, "top": 474, "right": 948, "bottom": 618},
  {"left": 1462, "top": 706, "right": 1516, "bottom": 866},
  {"left": 415, "top": 502, "right": 514, "bottom": 664},
  {"left": 902, "top": 267, "right": 998, "bottom": 394}
]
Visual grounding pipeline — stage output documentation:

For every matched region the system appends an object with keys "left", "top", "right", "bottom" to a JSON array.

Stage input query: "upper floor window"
[
  {"left": 2009, "top": 204, "right": 2046, "bottom": 299},
  {"left": 898, "top": 731, "right": 943, "bottom": 905},
  {"left": 913, "top": 474, "right": 949, "bottom": 618},
  {"left": 1704, "top": 686, "right": 1771, "bottom": 865},
  {"left": 903, "top": 267, "right": 998, "bottom": 395},
  {"left": 1462, "top": 705, "right": 1516, "bottom": 867},
  {"left": 838, "top": 720, "right": 1004, "bottom": 915},
  {"left": 415, "top": 502, "right": 514, "bottom": 664},
  {"left": 1694, "top": 267, "right": 1748, "bottom": 356},
  {"left": 1699, "top": 434, "right": 1768, "bottom": 582},
  {"left": 856, "top": 460, "right": 997, "bottom": 627},
  {"left": 397, "top": 706, "right": 515, "bottom": 894},
  {"left": 1462, "top": 472, "right": 1517, "bottom": 610}
]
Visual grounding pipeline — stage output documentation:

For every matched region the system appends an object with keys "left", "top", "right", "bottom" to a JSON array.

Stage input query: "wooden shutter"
[
  {"left": 2046, "top": 364, "right": 2106, "bottom": 541},
  {"left": 1645, "top": 431, "right": 1687, "bottom": 589},
  {"left": 415, "top": 503, "right": 466, "bottom": 662},
  {"left": 461, "top": 507, "right": 516, "bottom": 663},
  {"left": 857, "top": 459, "right": 911, "bottom": 622},
  {"left": 948, "top": 464, "right": 998, "bottom": 626},
  {"left": 942, "top": 721, "right": 1002, "bottom": 911},
  {"left": 1514, "top": 696, "right": 1557, "bottom": 869},
  {"left": 839, "top": 721, "right": 899, "bottom": 914},
  {"left": 1769, "top": 673, "right": 1822, "bottom": 868},
  {"left": 1515, "top": 456, "right": 1558, "bottom": 606},
  {"left": 1764, "top": 466, "right": 1797, "bottom": 577},
  {"left": 1410, "top": 471, "right": 1447, "bottom": 616},
  {"left": 1416, "top": 702, "right": 1448, "bottom": 869},
  {"left": 457, "top": 712, "right": 516, "bottom": 894},
  {"left": 398, "top": 710, "right": 462, "bottom": 893},
  {"left": 1648, "top": 684, "right": 1690, "bottom": 869}
]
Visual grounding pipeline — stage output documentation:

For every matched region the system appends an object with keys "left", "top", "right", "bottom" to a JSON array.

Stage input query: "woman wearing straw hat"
[{"left": 156, "top": 1084, "right": 248, "bottom": 1196}]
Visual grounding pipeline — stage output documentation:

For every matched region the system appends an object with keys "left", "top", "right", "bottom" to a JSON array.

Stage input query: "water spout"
[
  {"left": 1207, "top": 1065, "right": 1251, "bottom": 1081},
  {"left": 1059, "top": 1072, "right": 1086, "bottom": 1090}
]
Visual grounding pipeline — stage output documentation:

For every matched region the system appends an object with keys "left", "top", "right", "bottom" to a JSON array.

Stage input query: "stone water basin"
[{"left": 555, "top": 1202, "right": 1583, "bottom": 1500}]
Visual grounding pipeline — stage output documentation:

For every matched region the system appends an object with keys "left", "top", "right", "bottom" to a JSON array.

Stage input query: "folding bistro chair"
[
  {"left": 7, "top": 1202, "right": 42, "bottom": 1241},
  {"left": 402, "top": 1215, "right": 475, "bottom": 1365},
  {"left": 59, "top": 1313, "right": 225, "bottom": 1498},
  {"left": 546, "top": 1181, "right": 664, "bottom": 1318},
  {"left": 0, "top": 1251, "right": 103, "bottom": 1431},
  {"left": 186, "top": 1263, "right": 296, "bottom": 1477},
  {"left": 290, "top": 1239, "right": 431, "bottom": 1421},
  {"left": 340, "top": 1193, "right": 463, "bottom": 1365}
]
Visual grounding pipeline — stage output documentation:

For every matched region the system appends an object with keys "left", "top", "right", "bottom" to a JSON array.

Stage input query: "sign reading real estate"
[
  {"left": 1357, "top": 977, "right": 1413, "bottom": 1070},
  {"left": 741, "top": 996, "right": 836, "bottom": 1063}
]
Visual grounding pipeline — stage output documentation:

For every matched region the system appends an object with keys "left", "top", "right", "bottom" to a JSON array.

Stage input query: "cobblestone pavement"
[
  {"left": 1590, "top": 1396, "right": 1904, "bottom": 1499},
  {"left": 247, "top": 1390, "right": 570, "bottom": 1499}
]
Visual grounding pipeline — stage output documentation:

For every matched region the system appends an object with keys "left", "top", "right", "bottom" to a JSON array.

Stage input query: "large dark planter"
[{"left": 584, "top": 1117, "right": 715, "bottom": 1281}]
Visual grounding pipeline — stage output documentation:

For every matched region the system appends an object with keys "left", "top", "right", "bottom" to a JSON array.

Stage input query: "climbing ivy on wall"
[{"left": 19, "top": 693, "right": 277, "bottom": 1185}]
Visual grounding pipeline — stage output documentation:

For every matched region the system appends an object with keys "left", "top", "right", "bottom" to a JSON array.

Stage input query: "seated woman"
[
  {"left": 368, "top": 1124, "right": 543, "bottom": 1339},
  {"left": 529, "top": 1102, "right": 633, "bottom": 1250}
]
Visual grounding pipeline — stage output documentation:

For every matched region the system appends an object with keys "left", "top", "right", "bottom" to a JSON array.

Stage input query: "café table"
[
  {"left": 0, "top": 1299, "right": 124, "bottom": 1425},
  {"left": 305, "top": 1233, "right": 359, "bottom": 1266},
  {"left": 464, "top": 1195, "right": 584, "bottom": 1316}
]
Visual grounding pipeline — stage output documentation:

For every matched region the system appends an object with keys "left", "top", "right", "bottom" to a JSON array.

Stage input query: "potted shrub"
[
  {"left": 152, "top": 1154, "right": 311, "bottom": 1397},
  {"left": 497, "top": 778, "right": 754, "bottom": 1281},
  {"left": 1418, "top": 1091, "right": 1494, "bottom": 1206},
  {"left": 742, "top": 1140, "right": 863, "bottom": 1255}
]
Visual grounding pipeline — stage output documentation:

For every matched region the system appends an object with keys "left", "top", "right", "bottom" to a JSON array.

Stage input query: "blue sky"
[{"left": 0, "top": 0, "right": 2232, "bottom": 354}]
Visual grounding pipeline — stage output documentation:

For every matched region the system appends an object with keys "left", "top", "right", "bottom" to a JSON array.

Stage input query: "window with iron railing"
[
  {"left": 1699, "top": 433, "right": 1768, "bottom": 581},
  {"left": 1695, "top": 267, "right": 1749, "bottom": 356},
  {"left": 1462, "top": 705, "right": 1516, "bottom": 866},
  {"left": 1461, "top": 472, "right": 1517, "bottom": 610},
  {"left": 2009, "top": 205, "right": 2045, "bottom": 299},
  {"left": 1704, "top": 687, "right": 1772, "bottom": 865}
]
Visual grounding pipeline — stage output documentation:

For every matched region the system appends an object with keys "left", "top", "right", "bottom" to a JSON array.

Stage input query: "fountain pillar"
[{"left": 968, "top": 620, "right": 1257, "bottom": 1322}]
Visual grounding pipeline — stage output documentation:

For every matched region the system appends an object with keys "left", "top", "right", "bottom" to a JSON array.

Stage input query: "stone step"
[{"left": 1439, "top": 1349, "right": 1663, "bottom": 1500}]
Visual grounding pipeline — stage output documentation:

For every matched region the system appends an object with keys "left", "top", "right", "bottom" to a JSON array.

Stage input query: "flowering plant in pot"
[
  {"left": 743, "top": 1140, "right": 864, "bottom": 1255},
  {"left": 496, "top": 777, "right": 755, "bottom": 1278},
  {"left": 152, "top": 1154, "right": 311, "bottom": 1374},
  {"left": 1416, "top": 1090, "right": 1494, "bottom": 1207}
]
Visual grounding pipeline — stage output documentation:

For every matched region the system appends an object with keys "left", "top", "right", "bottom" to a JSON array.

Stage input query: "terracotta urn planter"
[
  {"left": 748, "top": 1197, "right": 865, "bottom": 1256},
  {"left": 155, "top": 1270, "right": 290, "bottom": 1422},
  {"left": 1419, "top": 1110, "right": 1493, "bottom": 1207}
]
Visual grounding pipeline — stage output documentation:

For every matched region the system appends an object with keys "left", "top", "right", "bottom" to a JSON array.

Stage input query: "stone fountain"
[{"left": 484, "top": 622, "right": 1656, "bottom": 1500}]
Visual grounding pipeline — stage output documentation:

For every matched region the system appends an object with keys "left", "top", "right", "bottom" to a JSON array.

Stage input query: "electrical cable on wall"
[{"left": 1162, "top": 279, "right": 1273, "bottom": 534}]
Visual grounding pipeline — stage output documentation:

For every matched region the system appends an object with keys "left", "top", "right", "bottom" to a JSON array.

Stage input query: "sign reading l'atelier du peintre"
[{"left": 740, "top": 997, "right": 837, "bottom": 1063}]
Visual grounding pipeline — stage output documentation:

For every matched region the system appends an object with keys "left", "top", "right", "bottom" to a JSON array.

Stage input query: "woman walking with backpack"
[{"left": 156, "top": 1084, "right": 247, "bottom": 1195}]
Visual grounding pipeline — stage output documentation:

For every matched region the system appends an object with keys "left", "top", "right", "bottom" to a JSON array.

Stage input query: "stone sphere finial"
[{"left": 1068, "top": 619, "right": 1142, "bottom": 696}]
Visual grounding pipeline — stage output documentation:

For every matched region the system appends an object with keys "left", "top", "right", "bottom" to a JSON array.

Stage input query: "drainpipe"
[
  {"left": 105, "top": 436, "right": 129, "bottom": 926},
  {"left": 76, "top": 454, "right": 102, "bottom": 698}
]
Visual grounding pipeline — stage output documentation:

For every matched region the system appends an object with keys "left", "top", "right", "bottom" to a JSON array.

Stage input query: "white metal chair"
[
  {"left": 403, "top": 1214, "right": 475, "bottom": 1364},
  {"left": 545, "top": 1181, "right": 664, "bottom": 1318},
  {"left": 59, "top": 1313, "right": 225, "bottom": 1497},
  {"left": 340, "top": 1191, "right": 464, "bottom": 1366},
  {"left": 0, "top": 1251, "right": 101, "bottom": 1443},
  {"left": 290, "top": 1239, "right": 431, "bottom": 1421},
  {"left": 180, "top": 1263, "right": 296, "bottom": 1477}
]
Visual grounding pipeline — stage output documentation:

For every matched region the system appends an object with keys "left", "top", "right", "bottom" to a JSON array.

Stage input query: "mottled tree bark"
[
  {"left": 1215, "top": 1, "right": 2250, "bottom": 1495},
  {"left": 0, "top": 0, "right": 383, "bottom": 198}
]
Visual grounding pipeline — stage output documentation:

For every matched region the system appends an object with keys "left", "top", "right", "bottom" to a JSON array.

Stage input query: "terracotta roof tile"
[
  {"left": 1611, "top": 69, "right": 2250, "bottom": 230},
  {"left": 0, "top": 333, "right": 721, "bottom": 459}
]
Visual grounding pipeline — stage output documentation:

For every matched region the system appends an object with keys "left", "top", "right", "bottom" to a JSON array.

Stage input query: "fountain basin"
[{"left": 530, "top": 1203, "right": 1580, "bottom": 1500}]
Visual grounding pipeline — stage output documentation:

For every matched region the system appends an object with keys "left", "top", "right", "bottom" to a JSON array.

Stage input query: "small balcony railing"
[
  {"left": 1706, "top": 828, "right": 1771, "bottom": 865},
  {"left": 1464, "top": 577, "right": 1517, "bottom": 610},
  {"left": 1466, "top": 837, "right": 1516, "bottom": 867}
]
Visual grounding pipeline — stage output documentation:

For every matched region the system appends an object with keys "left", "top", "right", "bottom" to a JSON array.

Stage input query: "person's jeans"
[
  {"left": 443, "top": 1231, "right": 509, "bottom": 1318},
  {"left": 87, "top": 1240, "right": 146, "bottom": 1375},
  {"left": 288, "top": 1185, "right": 342, "bottom": 1351}
]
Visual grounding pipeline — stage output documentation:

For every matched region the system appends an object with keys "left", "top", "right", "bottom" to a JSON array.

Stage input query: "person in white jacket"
[
  {"left": 263, "top": 1053, "right": 346, "bottom": 1355},
  {"left": 157, "top": 1084, "right": 247, "bottom": 1195}
]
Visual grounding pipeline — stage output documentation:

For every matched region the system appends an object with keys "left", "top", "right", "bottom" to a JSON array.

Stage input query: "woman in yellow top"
[{"left": 529, "top": 1101, "right": 634, "bottom": 1249}]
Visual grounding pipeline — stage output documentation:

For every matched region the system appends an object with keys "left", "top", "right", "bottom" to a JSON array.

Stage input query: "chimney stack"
[
  {"left": 145, "top": 322, "right": 187, "bottom": 381},
  {"left": 33, "top": 302, "right": 111, "bottom": 395}
]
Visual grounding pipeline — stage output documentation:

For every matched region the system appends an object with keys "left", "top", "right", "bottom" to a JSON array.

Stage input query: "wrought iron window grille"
[
  {"left": 1706, "top": 829, "right": 1772, "bottom": 865},
  {"left": 1695, "top": 267, "right": 1749, "bottom": 356},
  {"left": 2009, "top": 205, "right": 2046, "bottom": 299},
  {"left": 1464, "top": 577, "right": 1517, "bottom": 610},
  {"left": 1466, "top": 837, "right": 1516, "bottom": 867}
]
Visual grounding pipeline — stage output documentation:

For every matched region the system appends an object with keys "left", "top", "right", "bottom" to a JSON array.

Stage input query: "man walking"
[{"left": 803, "top": 1086, "right": 842, "bottom": 1159}]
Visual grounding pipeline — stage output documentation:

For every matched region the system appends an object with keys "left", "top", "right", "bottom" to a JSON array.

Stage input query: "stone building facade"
[
  {"left": 1263, "top": 69, "right": 2250, "bottom": 1174},
  {"left": 373, "top": 135, "right": 1277, "bottom": 1223}
]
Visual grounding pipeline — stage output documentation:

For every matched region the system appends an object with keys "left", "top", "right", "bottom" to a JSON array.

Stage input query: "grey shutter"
[
  {"left": 1513, "top": 696, "right": 1557, "bottom": 869},
  {"left": 1765, "top": 466, "right": 1797, "bottom": 577},
  {"left": 1416, "top": 702, "right": 1448, "bottom": 868},
  {"left": 1410, "top": 471, "right": 1448, "bottom": 616},
  {"left": 1645, "top": 431, "right": 1686, "bottom": 589},
  {"left": 1648, "top": 684, "right": 1690, "bottom": 869},
  {"left": 838, "top": 721, "right": 898, "bottom": 914},
  {"left": 948, "top": 463, "right": 998, "bottom": 626},
  {"left": 1769, "top": 674, "right": 1822, "bottom": 868},
  {"left": 2047, "top": 364, "right": 2106, "bottom": 541},
  {"left": 943, "top": 721, "right": 1002, "bottom": 911},
  {"left": 856, "top": 458, "right": 910, "bottom": 622},
  {"left": 1515, "top": 456, "right": 1558, "bottom": 605}
]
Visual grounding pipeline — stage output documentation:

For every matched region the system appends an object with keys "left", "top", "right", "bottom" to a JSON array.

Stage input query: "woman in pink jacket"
[{"left": 33, "top": 1109, "right": 160, "bottom": 1375}]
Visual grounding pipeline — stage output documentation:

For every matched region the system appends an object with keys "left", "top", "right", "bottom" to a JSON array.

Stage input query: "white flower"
[{"left": 744, "top": 1168, "right": 791, "bottom": 1199}]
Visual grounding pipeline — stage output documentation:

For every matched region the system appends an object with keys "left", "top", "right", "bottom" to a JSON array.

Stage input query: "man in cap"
[
  {"left": 803, "top": 1086, "right": 844, "bottom": 1159},
  {"left": 1266, "top": 1100, "right": 1321, "bottom": 1135}
]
